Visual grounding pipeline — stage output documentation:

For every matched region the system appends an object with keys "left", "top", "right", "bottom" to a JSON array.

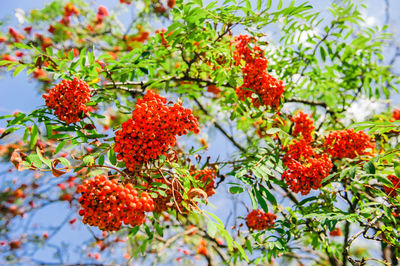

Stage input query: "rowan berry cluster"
[
  {"left": 246, "top": 209, "right": 276, "bottom": 231},
  {"left": 43, "top": 78, "right": 91, "bottom": 124},
  {"left": 77, "top": 175, "right": 154, "bottom": 231},
  {"left": 9, "top": 28, "right": 24, "bottom": 43},
  {"left": 291, "top": 111, "right": 315, "bottom": 143},
  {"left": 323, "top": 129, "right": 374, "bottom": 159},
  {"left": 114, "top": 90, "right": 199, "bottom": 171},
  {"left": 329, "top": 228, "right": 342, "bottom": 237},
  {"left": 234, "top": 35, "right": 284, "bottom": 109},
  {"left": 281, "top": 152, "right": 332, "bottom": 195},
  {"left": 191, "top": 167, "right": 217, "bottom": 197},
  {"left": 384, "top": 175, "right": 400, "bottom": 197},
  {"left": 393, "top": 109, "right": 400, "bottom": 120},
  {"left": 196, "top": 239, "right": 208, "bottom": 256},
  {"left": 282, "top": 114, "right": 333, "bottom": 195}
]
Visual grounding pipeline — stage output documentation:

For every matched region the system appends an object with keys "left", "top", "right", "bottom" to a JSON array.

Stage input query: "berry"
[
  {"left": 291, "top": 110, "right": 314, "bottom": 143},
  {"left": 246, "top": 210, "right": 276, "bottom": 231},
  {"left": 114, "top": 90, "right": 199, "bottom": 171},
  {"left": 76, "top": 175, "right": 154, "bottom": 231},
  {"left": 384, "top": 175, "right": 400, "bottom": 197},
  {"left": 64, "top": 3, "right": 80, "bottom": 17},
  {"left": 329, "top": 228, "right": 342, "bottom": 236},
  {"left": 393, "top": 109, "right": 400, "bottom": 120},
  {"left": 324, "top": 129, "right": 374, "bottom": 159},
  {"left": 9, "top": 28, "right": 24, "bottom": 43},
  {"left": 282, "top": 140, "right": 333, "bottom": 195},
  {"left": 234, "top": 35, "right": 284, "bottom": 109},
  {"left": 42, "top": 78, "right": 91, "bottom": 124},
  {"left": 167, "top": 0, "right": 176, "bottom": 8},
  {"left": 196, "top": 239, "right": 208, "bottom": 256}
]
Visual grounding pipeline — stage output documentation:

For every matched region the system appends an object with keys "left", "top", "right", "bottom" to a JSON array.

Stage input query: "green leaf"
[
  {"left": 83, "top": 155, "right": 94, "bottom": 166},
  {"left": 394, "top": 161, "right": 400, "bottom": 178},
  {"left": 248, "top": 190, "right": 257, "bottom": 210},
  {"left": 234, "top": 240, "right": 248, "bottom": 262},
  {"left": 257, "top": 0, "right": 261, "bottom": 11},
  {"left": 26, "top": 154, "right": 42, "bottom": 168},
  {"left": 129, "top": 226, "right": 140, "bottom": 238},
  {"left": 36, "top": 147, "right": 51, "bottom": 168},
  {"left": 54, "top": 140, "right": 67, "bottom": 154},
  {"left": 207, "top": 220, "right": 217, "bottom": 237},
  {"left": 259, "top": 185, "right": 277, "bottom": 206},
  {"left": 108, "top": 148, "right": 116, "bottom": 165},
  {"left": 229, "top": 186, "right": 245, "bottom": 194},
  {"left": 277, "top": 0, "right": 283, "bottom": 10},
  {"left": 14, "top": 42, "right": 32, "bottom": 50},
  {"left": 98, "top": 154, "right": 105, "bottom": 166},
  {"left": 363, "top": 161, "right": 375, "bottom": 174},
  {"left": 57, "top": 157, "right": 71, "bottom": 167},
  {"left": 266, "top": 0, "right": 272, "bottom": 9},
  {"left": 320, "top": 46, "right": 326, "bottom": 62},
  {"left": 254, "top": 188, "right": 268, "bottom": 212},
  {"left": 30, "top": 124, "right": 39, "bottom": 149},
  {"left": 13, "top": 65, "right": 26, "bottom": 76}
]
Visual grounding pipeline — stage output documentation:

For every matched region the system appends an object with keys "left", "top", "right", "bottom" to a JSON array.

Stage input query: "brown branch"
[{"left": 344, "top": 214, "right": 383, "bottom": 266}]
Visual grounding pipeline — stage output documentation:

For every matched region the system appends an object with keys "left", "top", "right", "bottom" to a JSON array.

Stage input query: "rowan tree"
[{"left": 0, "top": 0, "right": 400, "bottom": 265}]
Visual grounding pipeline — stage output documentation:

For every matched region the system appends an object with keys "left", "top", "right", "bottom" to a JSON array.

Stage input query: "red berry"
[{"left": 246, "top": 210, "right": 276, "bottom": 231}]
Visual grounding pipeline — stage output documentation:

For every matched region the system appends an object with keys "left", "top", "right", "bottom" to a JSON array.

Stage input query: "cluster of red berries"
[
  {"left": 9, "top": 28, "right": 24, "bottom": 43},
  {"left": 196, "top": 239, "right": 208, "bottom": 256},
  {"left": 42, "top": 78, "right": 91, "bottom": 124},
  {"left": 282, "top": 152, "right": 332, "bottom": 195},
  {"left": 95, "top": 6, "right": 109, "bottom": 25},
  {"left": 114, "top": 90, "right": 199, "bottom": 171},
  {"left": 233, "top": 35, "right": 265, "bottom": 65},
  {"left": 234, "top": 35, "right": 284, "bottom": 109},
  {"left": 120, "top": 0, "right": 133, "bottom": 4},
  {"left": 291, "top": 111, "right": 315, "bottom": 143},
  {"left": 323, "top": 129, "right": 374, "bottom": 159},
  {"left": 393, "top": 109, "right": 400, "bottom": 120},
  {"left": 384, "top": 175, "right": 400, "bottom": 197},
  {"left": 191, "top": 167, "right": 217, "bottom": 197},
  {"left": 246, "top": 209, "right": 276, "bottom": 231},
  {"left": 77, "top": 175, "right": 154, "bottom": 231},
  {"left": 64, "top": 3, "right": 80, "bottom": 17},
  {"left": 329, "top": 227, "right": 342, "bottom": 237}
]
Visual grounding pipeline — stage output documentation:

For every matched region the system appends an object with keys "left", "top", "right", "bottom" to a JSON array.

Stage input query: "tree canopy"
[{"left": 0, "top": 0, "right": 399, "bottom": 265}]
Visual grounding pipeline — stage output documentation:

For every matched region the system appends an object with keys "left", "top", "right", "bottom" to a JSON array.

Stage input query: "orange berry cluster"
[
  {"left": 234, "top": 35, "right": 284, "bottom": 109},
  {"left": 329, "top": 228, "right": 342, "bottom": 237},
  {"left": 323, "top": 129, "right": 374, "bottom": 159},
  {"left": 282, "top": 151, "right": 332, "bottom": 195},
  {"left": 384, "top": 175, "right": 400, "bottom": 197},
  {"left": 196, "top": 239, "right": 208, "bottom": 256},
  {"left": 246, "top": 209, "right": 276, "bottom": 231},
  {"left": 9, "top": 28, "right": 24, "bottom": 43},
  {"left": 42, "top": 78, "right": 91, "bottom": 124},
  {"left": 291, "top": 111, "right": 315, "bottom": 143},
  {"left": 114, "top": 90, "right": 199, "bottom": 171},
  {"left": 282, "top": 113, "right": 333, "bottom": 195},
  {"left": 77, "top": 175, "right": 154, "bottom": 231},
  {"left": 393, "top": 109, "right": 400, "bottom": 120}
]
